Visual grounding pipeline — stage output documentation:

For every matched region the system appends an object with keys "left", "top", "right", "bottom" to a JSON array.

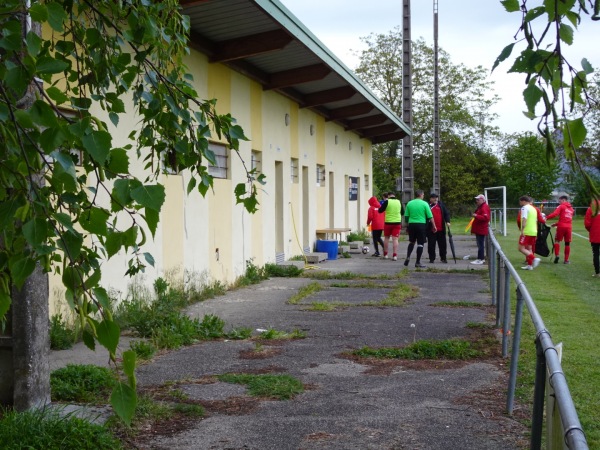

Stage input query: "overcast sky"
[{"left": 279, "top": 0, "right": 599, "bottom": 135}]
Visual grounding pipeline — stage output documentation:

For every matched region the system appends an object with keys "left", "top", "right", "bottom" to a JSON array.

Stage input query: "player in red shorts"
[{"left": 545, "top": 195, "right": 574, "bottom": 264}]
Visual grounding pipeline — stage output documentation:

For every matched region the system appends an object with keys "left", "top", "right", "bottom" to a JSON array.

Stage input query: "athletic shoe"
[
  {"left": 521, "top": 265, "right": 533, "bottom": 270},
  {"left": 564, "top": 260, "right": 570, "bottom": 265},
  {"left": 429, "top": 259, "right": 435, "bottom": 264},
  {"left": 415, "top": 263, "right": 427, "bottom": 269},
  {"left": 372, "top": 253, "right": 380, "bottom": 257},
  {"left": 384, "top": 254, "right": 388, "bottom": 259},
  {"left": 441, "top": 259, "right": 448, "bottom": 263},
  {"left": 470, "top": 259, "right": 484, "bottom": 265},
  {"left": 533, "top": 258, "right": 541, "bottom": 269},
  {"left": 393, "top": 256, "right": 397, "bottom": 261},
  {"left": 404, "top": 258, "right": 410, "bottom": 266},
  {"left": 554, "top": 256, "right": 559, "bottom": 264},
  {"left": 592, "top": 273, "right": 600, "bottom": 278}
]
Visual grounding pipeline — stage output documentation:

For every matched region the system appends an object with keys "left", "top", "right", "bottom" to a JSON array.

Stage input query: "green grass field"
[{"left": 470, "top": 215, "right": 600, "bottom": 447}]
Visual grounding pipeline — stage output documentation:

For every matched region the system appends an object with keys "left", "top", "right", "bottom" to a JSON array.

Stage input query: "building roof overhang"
[{"left": 180, "top": 0, "right": 410, "bottom": 144}]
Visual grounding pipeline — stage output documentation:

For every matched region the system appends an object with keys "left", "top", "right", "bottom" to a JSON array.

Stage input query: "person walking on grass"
[
  {"left": 367, "top": 196, "right": 385, "bottom": 257},
  {"left": 518, "top": 196, "right": 541, "bottom": 270},
  {"left": 427, "top": 193, "right": 451, "bottom": 263},
  {"left": 546, "top": 194, "right": 574, "bottom": 264},
  {"left": 403, "top": 190, "right": 436, "bottom": 268},
  {"left": 584, "top": 199, "right": 600, "bottom": 278},
  {"left": 470, "top": 194, "right": 490, "bottom": 265},
  {"left": 378, "top": 192, "right": 402, "bottom": 260}
]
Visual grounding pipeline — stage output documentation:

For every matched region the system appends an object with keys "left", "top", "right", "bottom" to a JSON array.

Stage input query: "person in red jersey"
[
  {"left": 545, "top": 195, "right": 574, "bottom": 264},
  {"left": 584, "top": 199, "right": 600, "bottom": 277}
]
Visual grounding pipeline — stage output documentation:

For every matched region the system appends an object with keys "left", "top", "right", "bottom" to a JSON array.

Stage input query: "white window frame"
[
  {"left": 316, "top": 164, "right": 325, "bottom": 187},
  {"left": 207, "top": 142, "right": 228, "bottom": 179},
  {"left": 290, "top": 158, "right": 299, "bottom": 183}
]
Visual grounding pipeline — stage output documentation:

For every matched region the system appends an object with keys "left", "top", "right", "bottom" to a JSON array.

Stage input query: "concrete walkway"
[{"left": 52, "top": 234, "right": 529, "bottom": 449}]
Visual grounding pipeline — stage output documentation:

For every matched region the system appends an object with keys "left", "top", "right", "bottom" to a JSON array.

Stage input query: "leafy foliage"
[
  {"left": 1, "top": 0, "right": 266, "bottom": 421},
  {"left": 49, "top": 313, "right": 76, "bottom": 350},
  {"left": 495, "top": 0, "right": 600, "bottom": 206},
  {"left": 500, "top": 133, "right": 560, "bottom": 203}
]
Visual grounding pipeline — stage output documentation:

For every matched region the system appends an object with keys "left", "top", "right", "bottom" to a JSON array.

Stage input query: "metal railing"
[{"left": 487, "top": 228, "right": 588, "bottom": 450}]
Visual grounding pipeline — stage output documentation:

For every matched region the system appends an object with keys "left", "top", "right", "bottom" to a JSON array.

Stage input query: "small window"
[
  {"left": 207, "top": 142, "right": 228, "bottom": 179},
  {"left": 251, "top": 150, "right": 262, "bottom": 177},
  {"left": 316, "top": 164, "right": 325, "bottom": 187},
  {"left": 290, "top": 158, "right": 298, "bottom": 183},
  {"left": 364, "top": 175, "right": 370, "bottom": 191}
]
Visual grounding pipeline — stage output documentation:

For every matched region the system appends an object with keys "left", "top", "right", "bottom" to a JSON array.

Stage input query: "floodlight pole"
[
  {"left": 402, "top": 0, "right": 414, "bottom": 205},
  {"left": 432, "top": 0, "right": 440, "bottom": 195}
]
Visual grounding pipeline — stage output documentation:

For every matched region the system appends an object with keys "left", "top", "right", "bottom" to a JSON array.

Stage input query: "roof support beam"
[
  {"left": 345, "top": 115, "right": 387, "bottom": 130},
  {"left": 371, "top": 131, "right": 408, "bottom": 144},
  {"left": 326, "top": 103, "right": 374, "bottom": 120},
  {"left": 211, "top": 30, "right": 293, "bottom": 63},
  {"left": 302, "top": 86, "right": 356, "bottom": 108},
  {"left": 359, "top": 124, "right": 399, "bottom": 138},
  {"left": 266, "top": 64, "right": 331, "bottom": 90}
]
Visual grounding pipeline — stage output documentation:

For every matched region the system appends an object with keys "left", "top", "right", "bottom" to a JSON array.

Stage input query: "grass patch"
[
  {"left": 50, "top": 364, "right": 116, "bottom": 404},
  {"left": 432, "top": 301, "right": 484, "bottom": 308},
  {"left": 0, "top": 407, "right": 122, "bottom": 450},
  {"left": 49, "top": 314, "right": 77, "bottom": 350},
  {"left": 264, "top": 263, "right": 303, "bottom": 277},
  {"left": 225, "top": 327, "right": 253, "bottom": 340},
  {"left": 287, "top": 281, "right": 322, "bottom": 304},
  {"left": 129, "top": 340, "right": 157, "bottom": 361},
  {"left": 353, "top": 338, "right": 481, "bottom": 360},
  {"left": 217, "top": 373, "right": 304, "bottom": 400},
  {"left": 465, "top": 322, "right": 494, "bottom": 329},
  {"left": 302, "top": 270, "right": 406, "bottom": 280},
  {"left": 329, "top": 281, "right": 380, "bottom": 288}
]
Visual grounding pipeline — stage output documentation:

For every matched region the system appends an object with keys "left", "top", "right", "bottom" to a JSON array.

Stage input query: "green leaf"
[
  {"left": 9, "top": 256, "right": 36, "bottom": 290},
  {"left": 22, "top": 218, "right": 49, "bottom": 249},
  {"left": 111, "top": 382, "right": 137, "bottom": 426},
  {"left": 26, "top": 31, "right": 43, "bottom": 57},
  {"left": 130, "top": 184, "right": 165, "bottom": 212},
  {"left": 563, "top": 117, "right": 587, "bottom": 152},
  {"left": 50, "top": 150, "right": 77, "bottom": 180},
  {"left": 492, "top": 43, "right": 516, "bottom": 72},
  {"left": 40, "top": 127, "right": 67, "bottom": 154},
  {"left": 501, "top": 0, "right": 520, "bottom": 12},
  {"left": 581, "top": 58, "right": 594, "bottom": 74},
  {"left": 62, "top": 265, "right": 83, "bottom": 290},
  {"left": 523, "top": 80, "right": 544, "bottom": 115},
  {"left": 96, "top": 318, "right": 120, "bottom": 356},
  {"left": 84, "top": 270, "right": 101, "bottom": 290},
  {"left": 36, "top": 56, "right": 69, "bottom": 74},
  {"left": 82, "top": 130, "right": 112, "bottom": 165},
  {"left": 144, "top": 208, "right": 159, "bottom": 237},
  {"left": 107, "top": 148, "right": 129, "bottom": 175},
  {"left": 143, "top": 252, "right": 155, "bottom": 267},
  {"left": 0, "top": 197, "right": 22, "bottom": 229},
  {"left": 0, "top": 287, "right": 11, "bottom": 320},
  {"left": 122, "top": 350, "right": 137, "bottom": 388},
  {"left": 46, "top": 86, "right": 69, "bottom": 105},
  {"left": 54, "top": 212, "right": 76, "bottom": 233},
  {"left": 93, "top": 286, "right": 111, "bottom": 311},
  {"left": 111, "top": 179, "right": 131, "bottom": 211},
  {"left": 82, "top": 329, "right": 96, "bottom": 350},
  {"left": 105, "top": 231, "right": 123, "bottom": 258},
  {"left": 28, "top": 3, "right": 48, "bottom": 22},
  {"left": 46, "top": 2, "right": 68, "bottom": 32},
  {"left": 559, "top": 23, "right": 574, "bottom": 45},
  {"left": 524, "top": 6, "right": 546, "bottom": 23},
  {"left": 58, "top": 231, "right": 83, "bottom": 261},
  {"left": 80, "top": 207, "right": 109, "bottom": 235}
]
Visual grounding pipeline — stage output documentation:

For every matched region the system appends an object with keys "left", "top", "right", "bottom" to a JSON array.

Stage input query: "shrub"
[{"left": 50, "top": 314, "right": 76, "bottom": 350}]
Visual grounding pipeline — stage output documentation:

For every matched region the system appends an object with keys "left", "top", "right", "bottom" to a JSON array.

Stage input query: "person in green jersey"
[
  {"left": 518, "top": 196, "right": 541, "bottom": 270},
  {"left": 404, "top": 190, "right": 436, "bottom": 268},
  {"left": 378, "top": 192, "right": 403, "bottom": 260}
]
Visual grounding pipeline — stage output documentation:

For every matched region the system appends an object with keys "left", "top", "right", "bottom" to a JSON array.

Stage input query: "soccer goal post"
[{"left": 484, "top": 186, "right": 507, "bottom": 236}]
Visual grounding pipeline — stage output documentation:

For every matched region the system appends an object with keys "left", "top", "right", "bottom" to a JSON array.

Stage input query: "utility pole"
[
  {"left": 402, "top": 0, "right": 414, "bottom": 205},
  {"left": 432, "top": 0, "right": 440, "bottom": 195}
]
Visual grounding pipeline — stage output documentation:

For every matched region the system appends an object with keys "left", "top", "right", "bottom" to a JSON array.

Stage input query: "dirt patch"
[
  {"left": 199, "top": 395, "right": 262, "bottom": 415},
  {"left": 239, "top": 346, "right": 283, "bottom": 359}
]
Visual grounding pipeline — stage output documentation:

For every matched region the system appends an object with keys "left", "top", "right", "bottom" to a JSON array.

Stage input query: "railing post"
[
  {"left": 531, "top": 336, "right": 547, "bottom": 450},
  {"left": 502, "top": 264, "right": 511, "bottom": 358},
  {"left": 490, "top": 244, "right": 497, "bottom": 307},
  {"left": 507, "top": 286, "right": 524, "bottom": 415}
]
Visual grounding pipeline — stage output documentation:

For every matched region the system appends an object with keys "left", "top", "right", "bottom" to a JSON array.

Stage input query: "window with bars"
[
  {"left": 290, "top": 158, "right": 298, "bottom": 183},
  {"left": 207, "top": 142, "right": 228, "bottom": 179},
  {"left": 251, "top": 150, "right": 262, "bottom": 177},
  {"left": 316, "top": 164, "right": 325, "bottom": 187}
]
